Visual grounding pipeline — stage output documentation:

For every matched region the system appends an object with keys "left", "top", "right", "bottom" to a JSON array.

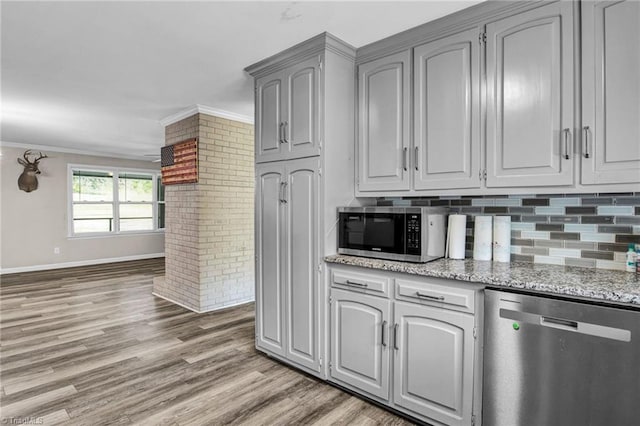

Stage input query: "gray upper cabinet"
[
  {"left": 485, "top": 1, "right": 574, "bottom": 188},
  {"left": 357, "top": 50, "right": 411, "bottom": 192},
  {"left": 255, "top": 57, "right": 320, "bottom": 163},
  {"left": 256, "top": 72, "right": 285, "bottom": 162},
  {"left": 581, "top": 0, "right": 640, "bottom": 185},
  {"left": 330, "top": 288, "right": 391, "bottom": 400},
  {"left": 393, "top": 301, "right": 475, "bottom": 426},
  {"left": 413, "top": 28, "right": 481, "bottom": 190}
]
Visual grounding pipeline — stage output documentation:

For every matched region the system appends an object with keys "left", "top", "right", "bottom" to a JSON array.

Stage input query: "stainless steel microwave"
[{"left": 337, "top": 207, "right": 447, "bottom": 263}]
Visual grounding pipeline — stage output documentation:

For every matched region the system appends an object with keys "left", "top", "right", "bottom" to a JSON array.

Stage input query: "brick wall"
[
  {"left": 378, "top": 193, "right": 640, "bottom": 271},
  {"left": 153, "top": 113, "right": 255, "bottom": 312},
  {"left": 197, "top": 114, "right": 254, "bottom": 311}
]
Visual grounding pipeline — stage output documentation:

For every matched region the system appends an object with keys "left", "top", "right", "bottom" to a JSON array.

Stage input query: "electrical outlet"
[{"left": 54, "top": 247, "right": 60, "bottom": 254}]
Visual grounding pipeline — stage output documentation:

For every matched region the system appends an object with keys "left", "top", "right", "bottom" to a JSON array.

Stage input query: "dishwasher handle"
[{"left": 541, "top": 316, "right": 578, "bottom": 331}]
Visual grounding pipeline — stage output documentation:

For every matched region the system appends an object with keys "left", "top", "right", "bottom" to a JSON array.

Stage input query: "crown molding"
[
  {"left": 0, "top": 140, "right": 155, "bottom": 162},
  {"left": 356, "top": 0, "right": 546, "bottom": 64},
  {"left": 160, "top": 104, "right": 254, "bottom": 127},
  {"left": 244, "top": 32, "right": 356, "bottom": 78}
]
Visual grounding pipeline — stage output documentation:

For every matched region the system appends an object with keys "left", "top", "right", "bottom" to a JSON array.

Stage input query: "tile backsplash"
[{"left": 377, "top": 193, "right": 640, "bottom": 271}]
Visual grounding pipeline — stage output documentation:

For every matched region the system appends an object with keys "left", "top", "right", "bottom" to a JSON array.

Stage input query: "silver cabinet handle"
[
  {"left": 281, "top": 182, "right": 288, "bottom": 204},
  {"left": 282, "top": 121, "right": 289, "bottom": 144},
  {"left": 393, "top": 323, "right": 399, "bottom": 350},
  {"left": 563, "top": 128, "right": 571, "bottom": 160},
  {"left": 279, "top": 122, "right": 284, "bottom": 144},
  {"left": 416, "top": 291, "right": 445, "bottom": 301},
  {"left": 414, "top": 146, "right": 419, "bottom": 171},
  {"left": 279, "top": 182, "right": 285, "bottom": 203},
  {"left": 583, "top": 126, "right": 590, "bottom": 159},
  {"left": 345, "top": 279, "right": 368, "bottom": 288},
  {"left": 402, "top": 147, "right": 408, "bottom": 171},
  {"left": 381, "top": 320, "right": 387, "bottom": 347}
]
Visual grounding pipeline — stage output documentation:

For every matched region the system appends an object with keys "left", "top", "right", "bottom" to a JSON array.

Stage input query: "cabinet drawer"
[
  {"left": 331, "top": 269, "right": 391, "bottom": 297},
  {"left": 396, "top": 277, "right": 475, "bottom": 313}
]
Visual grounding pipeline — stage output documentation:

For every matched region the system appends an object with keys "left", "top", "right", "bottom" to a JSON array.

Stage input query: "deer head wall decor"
[{"left": 17, "top": 150, "right": 48, "bottom": 192}]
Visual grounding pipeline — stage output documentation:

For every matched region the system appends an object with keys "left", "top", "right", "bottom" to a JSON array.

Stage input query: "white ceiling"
[{"left": 1, "top": 0, "right": 482, "bottom": 160}]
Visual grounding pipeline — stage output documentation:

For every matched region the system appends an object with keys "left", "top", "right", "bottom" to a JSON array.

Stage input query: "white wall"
[{"left": 0, "top": 146, "right": 165, "bottom": 273}]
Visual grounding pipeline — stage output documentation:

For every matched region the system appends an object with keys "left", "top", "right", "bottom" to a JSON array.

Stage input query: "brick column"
[{"left": 153, "top": 113, "right": 255, "bottom": 312}]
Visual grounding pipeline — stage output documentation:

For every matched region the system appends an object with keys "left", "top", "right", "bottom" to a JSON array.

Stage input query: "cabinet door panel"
[
  {"left": 256, "top": 74, "right": 283, "bottom": 162},
  {"left": 285, "top": 56, "right": 321, "bottom": 159},
  {"left": 582, "top": 0, "right": 640, "bottom": 184},
  {"left": 330, "top": 289, "right": 390, "bottom": 400},
  {"left": 394, "top": 302, "right": 474, "bottom": 426},
  {"left": 486, "top": 2, "right": 573, "bottom": 187},
  {"left": 414, "top": 28, "right": 480, "bottom": 190},
  {"left": 285, "top": 158, "right": 320, "bottom": 372},
  {"left": 255, "top": 164, "right": 285, "bottom": 356},
  {"left": 358, "top": 51, "right": 411, "bottom": 192}
]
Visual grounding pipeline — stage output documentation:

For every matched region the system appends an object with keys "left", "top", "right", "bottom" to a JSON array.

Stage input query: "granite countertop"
[{"left": 325, "top": 254, "right": 640, "bottom": 307}]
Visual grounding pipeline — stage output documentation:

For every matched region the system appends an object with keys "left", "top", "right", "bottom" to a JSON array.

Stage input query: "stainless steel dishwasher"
[{"left": 483, "top": 288, "right": 640, "bottom": 426}]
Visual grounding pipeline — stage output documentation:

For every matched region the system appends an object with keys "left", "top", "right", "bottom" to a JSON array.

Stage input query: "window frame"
[{"left": 68, "top": 164, "right": 165, "bottom": 238}]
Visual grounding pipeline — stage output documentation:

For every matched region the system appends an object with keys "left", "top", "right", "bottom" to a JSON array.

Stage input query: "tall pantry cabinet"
[{"left": 245, "top": 33, "right": 356, "bottom": 378}]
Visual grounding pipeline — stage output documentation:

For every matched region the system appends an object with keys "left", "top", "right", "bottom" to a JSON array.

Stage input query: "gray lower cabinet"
[
  {"left": 255, "top": 157, "right": 321, "bottom": 373},
  {"left": 393, "top": 301, "right": 475, "bottom": 426},
  {"left": 581, "top": 0, "right": 640, "bottom": 185},
  {"left": 330, "top": 288, "right": 391, "bottom": 400},
  {"left": 485, "top": 0, "right": 574, "bottom": 188},
  {"left": 329, "top": 266, "right": 481, "bottom": 426}
]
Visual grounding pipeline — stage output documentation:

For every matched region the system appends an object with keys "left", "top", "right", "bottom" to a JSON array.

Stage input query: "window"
[
  {"left": 70, "top": 166, "right": 164, "bottom": 236},
  {"left": 157, "top": 176, "right": 165, "bottom": 230}
]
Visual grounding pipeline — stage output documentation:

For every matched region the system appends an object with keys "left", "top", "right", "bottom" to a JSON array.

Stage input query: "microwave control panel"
[{"left": 406, "top": 214, "right": 421, "bottom": 254}]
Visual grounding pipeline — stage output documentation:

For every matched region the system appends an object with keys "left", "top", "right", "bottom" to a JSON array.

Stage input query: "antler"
[
  {"left": 22, "top": 150, "right": 48, "bottom": 164},
  {"left": 33, "top": 152, "right": 48, "bottom": 162}
]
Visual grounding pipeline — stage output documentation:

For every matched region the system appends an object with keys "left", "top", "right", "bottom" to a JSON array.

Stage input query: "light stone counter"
[{"left": 325, "top": 254, "right": 640, "bottom": 307}]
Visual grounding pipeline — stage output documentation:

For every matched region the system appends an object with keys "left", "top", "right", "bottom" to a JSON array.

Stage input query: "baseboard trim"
[
  {"left": 0, "top": 253, "right": 165, "bottom": 275},
  {"left": 152, "top": 291, "right": 254, "bottom": 314}
]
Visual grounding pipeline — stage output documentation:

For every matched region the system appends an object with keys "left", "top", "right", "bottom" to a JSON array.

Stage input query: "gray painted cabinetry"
[
  {"left": 357, "top": 0, "right": 639, "bottom": 196},
  {"left": 414, "top": 27, "right": 481, "bottom": 190},
  {"left": 486, "top": 1, "right": 574, "bottom": 187},
  {"left": 330, "top": 288, "right": 391, "bottom": 400},
  {"left": 328, "top": 265, "right": 482, "bottom": 426},
  {"left": 255, "top": 56, "right": 320, "bottom": 163},
  {"left": 255, "top": 158, "right": 322, "bottom": 371},
  {"left": 581, "top": 0, "right": 640, "bottom": 185},
  {"left": 247, "top": 33, "right": 357, "bottom": 379},
  {"left": 357, "top": 51, "right": 411, "bottom": 192}
]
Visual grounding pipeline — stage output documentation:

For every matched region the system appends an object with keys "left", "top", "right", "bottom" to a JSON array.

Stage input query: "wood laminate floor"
[{"left": 0, "top": 259, "right": 412, "bottom": 425}]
